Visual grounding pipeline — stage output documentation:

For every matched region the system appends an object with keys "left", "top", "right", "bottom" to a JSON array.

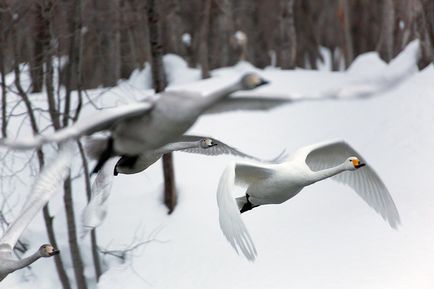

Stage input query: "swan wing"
[
  {"left": 205, "top": 97, "right": 290, "bottom": 114},
  {"left": 81, "top": 159, "right": 117, "bottom": 238},
  {"left": 302, "top": 140, "right": 400, "bottom": 228},
  {"left": 0, "top": 101, "right": 154, "bottom": 150},
  {"left": 217, "top": 163, "right": 257, "bottom": 261},
  {"left": 177, "top": 135, "right": 282, "bottom": 163},
  {"left": 0, "top": 141, "right": 74, "bottom": 248}
]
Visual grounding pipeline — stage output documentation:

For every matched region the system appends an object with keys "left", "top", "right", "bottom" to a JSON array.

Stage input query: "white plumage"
[{"left": 217, "top": 140, "right": 400, "bottom": 261}]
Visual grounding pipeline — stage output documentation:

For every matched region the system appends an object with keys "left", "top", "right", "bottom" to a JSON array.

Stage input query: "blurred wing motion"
[
  {"left": 210, "top": 40, "right": 421, "bottom": 107},
  {"left": 178, "top": 135, "right": 285, "bottom": 163},
  {"left": 0, "top": 141, "right": 74, "bottom": 249},
  {"left": 205, "top": 97, "right": 290, "bottom": 114},
  {"left": 217, "top": 163, "right": 257, "bottom": 261},
  {"left": 0, "top": 102, "right": 154, "bottom": 150},
  {"left": 81, "top": 159, "right": 117, "bottom": 238},
  {"left": 301, "top": 140, "right": 401, "bottom": 228},
  {"left": 325, "top": 40, "right": 420, "bottom": 99}
]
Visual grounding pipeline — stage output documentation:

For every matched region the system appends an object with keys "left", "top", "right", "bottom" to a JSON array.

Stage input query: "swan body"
[
  {"left": 217, "top": 140, "right": 400, "bottom": 261},
  {"left": 0, "top": 73, "right": 272, "bottom": 173},
  {"left": 0, "top": 142, "right": 73, "bottom": 281}
]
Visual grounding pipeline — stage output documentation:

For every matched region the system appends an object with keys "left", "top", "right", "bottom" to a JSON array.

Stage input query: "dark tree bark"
[
  {"left": 377, "top": 0, "right": 395, "bottom": 62},
  {"left": 210, "top": 0, "right": 235, "bottom": 68},
  {"left": 146, "top": 0, "right": 177, "bottom": 214},
  {"left": 0, "top": 1, "right": 7, "bottom": 138},
  {"left": 94, "top": 0, "right": 120, "bottom": 87},
  {"left": 339, "top": 0, "right": 354, "bottom": 68},
  {"left": 198, "top": 0, "right": 212, "bottom": 79},
  {"left": 63, "top": 177, "right": 88, "bottom": 289},
  {"left": 63, "top": 0, "right": 83, "bottom": 127},
  {"left": 30, "top": 2, "right": 45, "bottom": 93},
  {"left": 280, "top": 0, "right": 297, "bottom": 69}
]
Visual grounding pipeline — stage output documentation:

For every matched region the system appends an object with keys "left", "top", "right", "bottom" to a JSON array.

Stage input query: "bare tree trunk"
[
  {"left": 146, "top": 0, "right": 177, "bottom": 214},
  {"left": 63, "top": 0, "right": 82, "bottom": 127},
  {"left": 210, "top": 0, "right": 235, "bottom": 68},
  {"left": 280, "top": 0, "right": 297, "bottom": 69},
  {"left": 377, "top": 0, "right": 395, "bottom": 62},
  {"left": 198, "top": 0, "right": 212, "bottom": 79},
  {"left": 0, "top": 3, "right": 7, "bottom": 138},
  {"left": 339, "top": 0, "right": 354, "bottom": 68},
  {"left": 63, "top": 177, "right": 88, "bottom": 289},
  {"left": 31, "top": 2, "right": 45, "bottom": 93}
]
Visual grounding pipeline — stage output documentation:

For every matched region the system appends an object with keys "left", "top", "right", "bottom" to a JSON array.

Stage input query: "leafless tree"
[
  {"left": 198, "top": 0, "right": 212, "bottom": 78},
  {"left": 146, "top": 0, "right": 177, "bottom": 214}
]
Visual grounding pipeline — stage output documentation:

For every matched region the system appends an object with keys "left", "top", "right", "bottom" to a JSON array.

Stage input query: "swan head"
[
  {"left": 346, "top": 157, "right": 366, "bottom": 170},
  {"left": 240, "top": 73, "right": 269, "bottom": 90},
  {"left": 200, "top": 138, "right": 217, "bottom": 149},
  {"left": 39, "top": 244, "right": 60, "bottom": 257}
]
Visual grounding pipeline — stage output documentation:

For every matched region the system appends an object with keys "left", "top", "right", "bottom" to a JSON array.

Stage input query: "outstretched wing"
[
  {"left": 0, "top": 141, "right": 74, "bottom": 248},
  {"left": 217, "top": 163, "right": 258, "bottom": 261},
  {"left": 205, "top": 97, "right": 290, "bottom": 114},
  {"left": 300, "top": 140, "right": 400, "bottom": 228},
  {"left": 177, "top": 135, "right": 283, "bottom": 163},
  {"left": 0, "top": 101, "right": 154, "bottom": 150}
]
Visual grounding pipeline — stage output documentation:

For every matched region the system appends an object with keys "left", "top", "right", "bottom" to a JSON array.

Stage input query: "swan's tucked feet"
[{"left": 240, "top": 194, "right": 258, "bottom": 213}]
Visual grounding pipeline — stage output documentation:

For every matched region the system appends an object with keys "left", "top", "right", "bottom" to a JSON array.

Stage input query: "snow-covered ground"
[{"left": 1, "top": 46, "right": 434, "bottom": 289}]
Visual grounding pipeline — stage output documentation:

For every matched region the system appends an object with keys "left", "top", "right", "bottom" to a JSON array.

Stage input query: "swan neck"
[
  {"left": 199, "top": 81, "right": 242, "bottom": 110},
  {"left": 310, "top": 163, "right": 347, "bottom": 184},
  {"left": 12, "top": 250, "right": 41, "bottom": 271},
  {"left": 157, "top": 141, "right": 198, "bottom": 153}
]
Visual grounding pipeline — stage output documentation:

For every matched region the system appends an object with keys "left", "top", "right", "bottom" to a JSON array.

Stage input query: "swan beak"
[
  {"left": 258, "top": 79, "right": 269, "bottom": 87},
  {"left": 210, "top": 143, "right": 218, "bottom": 147},
  {"left": 50, "top": 250, "right": 60, "bottom": 256},
  {"left": 355, "top": 163, "right": 366, "bottom": 169}
]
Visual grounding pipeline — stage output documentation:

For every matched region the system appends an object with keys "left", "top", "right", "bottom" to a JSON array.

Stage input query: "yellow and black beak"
[{"left": 352, "top": 159, "right": 366, "bottom": 169}]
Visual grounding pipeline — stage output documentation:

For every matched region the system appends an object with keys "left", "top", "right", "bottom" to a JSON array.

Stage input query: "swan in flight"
[
  {"left": 0, "top": 74, "right": 275, "bottom": 172},
  {"left": 81, "top": 135, "right": 285, "bottom": 236},
  {"left": 217, "top": 140, "right": 400, "bottom": 261},
  {"left": 0, "top": 142, "right": 73, "bottom": 281},
  {"left": 82, "top": 135, "right": 284, "bottom": 175}
]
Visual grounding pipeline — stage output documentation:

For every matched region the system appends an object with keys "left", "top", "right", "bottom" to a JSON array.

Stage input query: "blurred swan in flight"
[
  {"left": 0, "top": 73, "right": 278, "bottom": 173},
  {"left": 83, "top": 135, "right": 285, "bottom": 176},
  {"left": 0, "top": 142, "right": 73, "bottom": 281},
  {"left": 217, "top": 140, "right": 400, "bottom": 261},
  {"left": 81, "top": 135, "right": 285, "bottom": 236}
]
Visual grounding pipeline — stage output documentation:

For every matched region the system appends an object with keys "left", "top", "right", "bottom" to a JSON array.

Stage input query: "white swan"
[
  {"left": 0, "top": 142, "right": 73, "bottom": 281},
  {"left": 81, "top": 136, "right": 285, "bottom": 236},
  {"left": 0, "top": 73, "right": 276, "bottom": 173},
  {"left": 217, "top": 140, "right": 400, "bottom": 261}
]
